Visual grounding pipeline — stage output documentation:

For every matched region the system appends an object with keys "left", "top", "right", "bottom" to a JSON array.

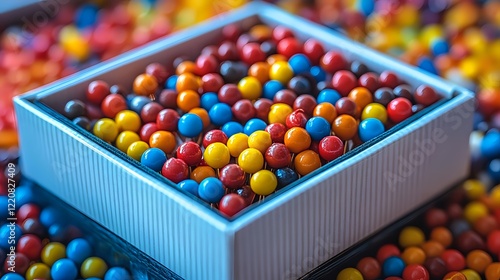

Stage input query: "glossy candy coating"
[
  {"left": 227, "top": 133, "right": 249, "bottom": 158},
  {"left": 332, "top": 115, "right": 358, "bottom": 141},
  {"left": 265, "top": 143, "right": 292, "bottom": 169},
  {"left": 51, "top": 258, "right": 78, "bottom": 280},
  {"left": 209, "top": 103, "right": 233, "bottom": 126},
  {"left": 358, "top": 118, "right": 385, "bottom": 142},
  {"left": 115, "top": 110, "right": 141, "bottom": 132},
  {"left": 93, "top": 118, "right": 118, "bottom": 142},
  {"left": 198, "top": 177, "right": 225, "bottom": 203},
  {"left": 66, "top": 238, "right": 92, "bottom": 265},
  {"left": 133, "top": 73, "right": 158, "bottom": 96},
  {"left": 294, "top": 150, "right": 321, "bottom": 176},
  {"left": 177, "top": 90, "right": 200, "bottom": 112},
  {"left": 219, "top": 194, "right": 247, "bottom": 217},
  {"left": 319, "top": 136, "right": 344, "bottom": 161},
  {"left": 238, "top": 148, "right": 264, "bottom": 174},
  {"left": 41, "top": 242, "right": 66, "bottom": 266},
  {"left": 248, "top": 131, "right": 272, "bottom": 154},
  {"left": 388, "top": 97, "right": 413, "bottom": 123},
  {"left": 161, "top": 158, "right": 188, "bottom": 183},
  {"left": 141, "top": 148, "right": 167, "bottom": 172},
  {"left": 305, "top": 117, "right": 331, "bottom": 141},
  {"left": 81, "top": 257, "right": 108, "bottom": 279},
  {"left": 250, "top": 170, "right": 278, "bottom": 196},
  {"left": 203, "top": 143, "right": 230, "bottom": 169},
  {"left": 190, "top": 166, "right": 216, "bottom": 184},
  {"left": 284, "top": 127, "right": 312, "bottom": 154},
  {"left": 149, "top": 131, "right": 176, "bottom": 154},
  {"left": 127, "top": 141, "right": 149, "bottom": 161},
  {"left": 176, "top": 142, "right": 202, "bottom": 167},
  {"left": 178, "top": 113, "right": 203, "bottom": 138},
  {"left": 156, "top": 109, "right": 180, "bottom": 132},
  {"left": 25, "top": 263, "right": 51, "bottom": 280}
]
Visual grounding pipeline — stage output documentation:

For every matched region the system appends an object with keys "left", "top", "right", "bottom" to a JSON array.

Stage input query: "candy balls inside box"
[
  {"left": 14, "top": 3, "right": 474, "bottom": 280},
  {"left": 62, "top": 23, "right": 444, "bottom": 218}
]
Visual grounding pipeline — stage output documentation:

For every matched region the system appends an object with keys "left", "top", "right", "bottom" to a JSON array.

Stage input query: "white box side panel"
[
  {"left": 233, "top": 97, "right": 473, "bottom": 280},
  {"left": 15, "top": 100, "right": 233, "bottom": 280}
]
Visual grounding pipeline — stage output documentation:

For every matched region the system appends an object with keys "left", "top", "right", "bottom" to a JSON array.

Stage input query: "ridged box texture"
[{"left": 14, "top": 3, "right": 474, "bottom": 279}]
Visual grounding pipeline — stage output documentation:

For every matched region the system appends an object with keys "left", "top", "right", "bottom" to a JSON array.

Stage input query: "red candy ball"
[
  {"left": 277, "top": 37, "right": 302, "bottom": 59},
  {"left": 414, "top": 85, "right": 440, "bottom": 106},
  {"left": 161, "top": 158, "right": 189, "bottom": 183},
  {"left": 218, "top": 41, "right": 239, "bottom": 61},
  {"left": 101, "top": 94, "right": 127, "bottom": 118},
  {"left": 220, "top": 164, "right": 246, "bottom": 189},
  {"left": 321, "top": 50, "right": 347, "bottom": 73},
  {"left": 319, "top": 136, "right": 344, "bottom": 161},
  {"left": 16, "top": 203, "right": 41, "bottom": 224},
  {"left": 441, "top": 249, "right": 466, "bottom": 271},
  {"left": 387, "top": 97, "right": 413, "bottom": 123},
  {"left": 219, "top": 84, "right": 242, "bottom": 106},
  {"left": 265, "top": 143, "right": 292, "bottom": 169},
  {"left": 156, "top": 109, "right": 180, "bottom": 132},
  {"left": 379, "top": 71, "right": 400, "bottom": 88},
  {"left": 202, "top": 73, "right": 224, "bottom": 93},
  {"left": 254, "top": 98, "right": 273, "bottom": 122},
  {"left": 232, "top": 99, "right": 256, "bottom": 123},
  {"left": 265, "top": 123, "right": 287, "bottom": 143},
  {"left": 332, "top": 70, "right": 357, "bottom": 96},
  {"left": 402, "top": 264, "right": 429, "bottom": 280},
  {"left": 303, "top": 38, "right": 325, "bottom": 64},
  {"left": 219, "top": 194, "right": 247, "bottom": 217},
  {"left": 158, "top": 89, "right": 178, "bottom": 109},
  {"left": 286, "top": 109, "right": 308, "bottom": 128},
  {"left": 293, "top": 95, "right": 317, "bottom": 117},
  {"left": 487, "top": 230, "right": 500, "bottom": 255},
  {"left": 356, "top": 257, "right": 381, "bottom": 280},
  {"left": 4, "top": 252, "right": 29, "bottom": 275},
  {"left": 222, "top": 24, "right": 241, "bottom": 42},
  {"left": 335, "top": 97, "right": 357, "bottom": 117},
  {"left": 139, "top": 123, "right": 159, "bottom": 142},
  {"left": 176, "top": 142, "right": 202, "bottom": 166},
  {"left": 87, "top": 80, "right": 110, "bottom": 104},
  {"left": 272, "top": 26, "right": 294, "bottom": 42},
  {"left": 140, "top": 102, "right": 163, "bottom": 123},
  {"left": 274, "top": 89, "right": 297, "bottom": 107},
  {"left": 146, "top": 63, "right": 169, "bottom": 85},
  {"left": 16, "top": 234, "right": 43, "bottom": 260},
  {"left": 240, "top": 43, "right": 266, "bottom": 65},
  {"left": 425, "top": 208, "right": 448, "bottom": 228},
  {"left": 358, "top": 72, "right": 380, "bottom": 93},
  {"left": 196, "top": 55, "right": 219, "bottom": 76},
  {"left": 377, "top": 244, "right": 401, "bottom": 264},
  {"left": 203, "top": 130, "right": 228, "bottom": 148}
]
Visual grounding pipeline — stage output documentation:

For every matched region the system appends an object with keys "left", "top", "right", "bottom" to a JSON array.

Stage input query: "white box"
[{"left": 14, "top": 3, "right": 474, "bottom": 279}]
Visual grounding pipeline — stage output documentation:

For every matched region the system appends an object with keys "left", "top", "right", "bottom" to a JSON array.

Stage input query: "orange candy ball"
[
  {"left": 430, "top": 227, "right": 453, "bottom": 248},
  {"left": 332, "top": 114, "right": 358, "bottom": 141},
  {"left": 248, "top": 62, "right": 270, "bottom": 84},
  {"left": 401, "top": 246, "right": 426, "bottom": 265},
  {"left": 133, "top": 73, "right": 158, "bottom": 96},
  {"left": 284, "top": 127, "right": 311, "bottom": 154},
  {"left": 177, "top": 90, "right": 200, "bottom": 112},
  {"left": 313, "top": 103, "right": 337, "bottom": 124},
  {"left": 348, "top": 87, "right": 373, "bottom": 110},
  {"left": 149, "top": 131, "right": 177, "bottom": 154},
  {"left": 466, "top": 250, "right": 493, "bottom": 273},
  {"left": 176, "top": 61, "right": 197, "bottom": 75},
  {"left": 189, "top": 107, "right": 210, "bottom": 128},
  {"left": 294, "top": 150, "right": 321, "bottom": 176},
  {"left": 190, "top": 166, "right": 216, "bottom": 183},
  {"left": 420, "top": 240, "right": 445, "bottom": 258},
  {"left": 176, "top": 73, "right": 199, "bottom": 93}
]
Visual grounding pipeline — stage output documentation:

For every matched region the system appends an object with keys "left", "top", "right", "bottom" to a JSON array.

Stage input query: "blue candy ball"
[
  {"left": 51, "top": 258, "right": 78, "bottom": 280},
  {"left": 48, "top": 224, "right": 68, "bottom": 243},
  {"left": 418, "top": 56, "right": 438, "bottom": 75},
  {"left": 0, "top": 273, "right": 24, "bottom": 280},
  {"left": 40, "top": 206, "right": 64, "bottom": 228},
  {"left": 358, "top": 118, "right": 385, "bottom": 142},
  {"left": 105, "top": 267, "right": 131, "bottom": 280},
  {"left": 222, "top": 122, "right": 244, "bottom": 138},
  {"left": 209, "top": 103, "right": 233, "bottom": 126},
  {"left": 382, "top": 256, "right": 405, "bottom": 277},
  {"left": 357, "top": 0, "right": 375, "bottom": 16},
  {"left": 481, "top": 131, "right": 500, "bottom": 159},
  {"left": 129, "top": 96, "right": 151, "bottom": 114},
  {"left": 141, "top": 148, "right": 167, "bottom": 172},
  {"left": 15, "top": 184, "right": 36, "bottom": 208},
  {"left": 317, "top": 89, "right": 341, "bottom": 105},
  {"left": 165, "top": 75, "right": 178, "bottom": 89},
  {"left": 288, "top": 54, "right": 311, "bottom": 75},
  {"left": 262, "top": 80, "right": 284, "bottom": 100},
  {"left": 201, "top": 92, "right": 219, "bottom": 111},
  {"left": 178, "top": 113, "right": 203, "bottom": 138},
  {"left": 198, "top": 178, "right": 225, "bottom": 203},
  {"left": 431, "top": 38, "right": 449, "bottom": 56},
  {"left": 177, "top": 179, "right": 199, "bottom": 197},
  {"left": 244, "top": 118, "right": 267, "bottom": 135},
  {"left": 66, "top": 238, "right": 92, "bottom": 265},
  {"left": 275, "top": 167, "right": 298, "bottom": 189},
  {"left": 488, "top": 158, "right": 500, "bottom": 184},
  {"left": 0, "top": 224, "right": 22, "bottom": 250},
  {"left": 309, "top": 66, "right": 326, "bottom": 83},
  {"left": 305, "top": 117, "right": 331, "bottom": 141},
  {"left": 75, "top": 4, "right": 99, "bottom": 29}
]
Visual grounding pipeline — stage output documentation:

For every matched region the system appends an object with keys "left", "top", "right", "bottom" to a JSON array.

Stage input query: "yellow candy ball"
[
  {"left": 227, "top": 133, "right": 249, "bottom": 158},
  {"left": 238, "top": 148, "right": 264, "bottom": 174},
  {"left": 41, "top": 242, "right": 66, "bottom": 266},
  {"left": 116, "top": 131, "right": 140, "bottom": 153},
  {"left": 81, "top": 257, "right": 108, "bottom": 279},
  {"left": 93, "top": 118, "right": 119, "bottom": 142},
  {"left": 268, "top": 103, "right": 293, "bottom": 125},
  {"left": 361, "top": 103, "right": 388, "bottom": 124},
  {"left": 238, "top": 76, "right": 262, "bottom": 100},
  {"left": 464, "top": 201, "right": 489, "bottom": 224},
  {"left": 25, "top": 263, "right": 51, "bottom": 280},
  {"left": 203, "top": 142, "right": 230, "bottom": 169},
  {"left": 248, "top": 131, "right": 272, "bottom": 154},
  {"left": 337, "top": 267, "right": 363, "bottom": 280},
  {"left": 269, "top": 61, "right": 294, "bottom": 84},
  {"left": 490, "top": 185, "right": 500, "bottom": 208},
  {"left": 463, "top": 179, "right": 486, "bottom": 200},
  {"left": 115, "top": 110, "right": 142, "bottom": 132},
  {"left": 399, "top": 226, "right": 425, "bottom": 248},
  {"left": 461, "top": 269, "right": 481, "bottom": 280},
  {"left": 127, "top": 141, "right": 150, "bottom": 161},
  {"left": 250, "top": 170, "right": 277, "bottom": 196}
]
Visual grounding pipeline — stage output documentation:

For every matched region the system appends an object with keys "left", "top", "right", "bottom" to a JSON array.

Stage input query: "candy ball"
[
  {"left": 51, "top": 258, "right": 78, "bottom": 280},
  {"left": 238, "top": 148, "right": 264, "bottom": 174},
  {"left": 209, "top": 103, "right": 233, "bottom": 126},
  {"left": 284, "top": 127, "right": 312, "bottom": 154},
  {"left": 356, "top": 257, "right": 381, "bottom": 280},
  {"left": 161, "top": 158, "right": 188, "bottom": 183},
  {"left": 177, "top": 142, "right": 202, "bottom": 167},
  {"left": 305, "top": 117, "right": 331, "bottom": 141},
  {"left": 41, "top": 242, "right": 66, "bottom": 266},
  {"left": 178, "top": 113, "right": 203, "bottom": 138},
  {"left": 190, "top": 166, "right": 216, "bottom": 184},
  {"left": 141, "top": 148, "right": 167, "bottom": 172},
  {"left": 243, "top": 118, "right": 268, "bottom": 135},
  {"left": 399, "top": 226, "right": 425, "bottom": 248},
  {"left": 248, "top": 130, "right": 272, "bottom": 154},
  {"left": 268, "top": 103, "right": 293, "bottom": 125},
  {"left": 198, "top": 177, "right": 225, "bottom": 203},
  {"left": 203, "top": 142, "right": 230, "bottom": 169},
  {"left": 200, "top": 92, "right": 219, "bottom": 111},
  {"left": 269, "top": 61, "right": 293, "bottom": 84},
  {"left": 25, "top": 263, "right": 51, "bottom": 280},
  {"left": 383, "top": 256, "right": 405, "bottom": 277},
  {"left": 313, "top": 103, "right": 338, "bottom": 124},
  {"left": 358, "top": 118, "right": 385, "bottom": 142},
  {"left": 219, "top": 194, "right": 247, "bottom": 217},
  {"left": 294, "top": 150, "right": 321, "bottom": 176},
  {"left": 337, "top": 268, "right": 363, "bottom": 280},
  {"left": 227, "top": 133, "right": 249, "bottom": 158},
  {"left": 319, "top": 136, "right": 344, "bottom": 161},
  {"left": 115, "top": 110, "right": 141, "bottom": 132},
  {"left": 275, "top": 167, "right": 299, "bottom": 190},
  {"left": 66, "top": 238, "right": 92, "bottom": 265},
  {"left": 87, "top": 80, "right": 110, "bottom": 105},
  {"left": 265, "top": 143, "right": 292, "bottom": 169},
  {"left": 332, "top": 115, "right": 358, "bottom": 141},
  {"left": 156, "top": 109, "right": 180, "bottom": 132},
  {"left": 177, "top": 179, "right": 199, "bottom": 197},
  {"left": 149, "top": 131, "right": 176, "bottom": 154},
  {"left": 203, "top": 130, "right": 228, "bottom": 148},
  {"left": 116, "top": 131, "right": 141, "bottom": 153},
  {"left": 238, "top": 76, "right": 262, "bottom": 100},
  {"left": 127, "top": 141, "right": 149, "bottom": 161},
  {"left": 402, "top": 264, "right": 429, "bottom": 280},
  {"left": 177, "top": 90, "right": 200, "bottom": 112},
  {"left": 250, "top": 170, "right": 278, "bottom": 196},
  {"left": 219, "top": 164, "right": 245, "bottom": 189},
  {"left": 93, "top": 118, "right": 118, "bottom": 142},
  {"left": 388, "top": 97, "right": 413, "bottom": 123},
  {"left": 81, "top": 257, "right": 108, "bottom": 279},
  {"left": 317, "top": 89, "right": 342, "bottom": 105},
  {"left": 362, "top": 103, "right": 388, "bottom": 124},
  {"left": 222, "top": 122, "right": 244, "bottom": 138},
  {"left": 133, "top": 73, "right": 158, "bottom": 96}
]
